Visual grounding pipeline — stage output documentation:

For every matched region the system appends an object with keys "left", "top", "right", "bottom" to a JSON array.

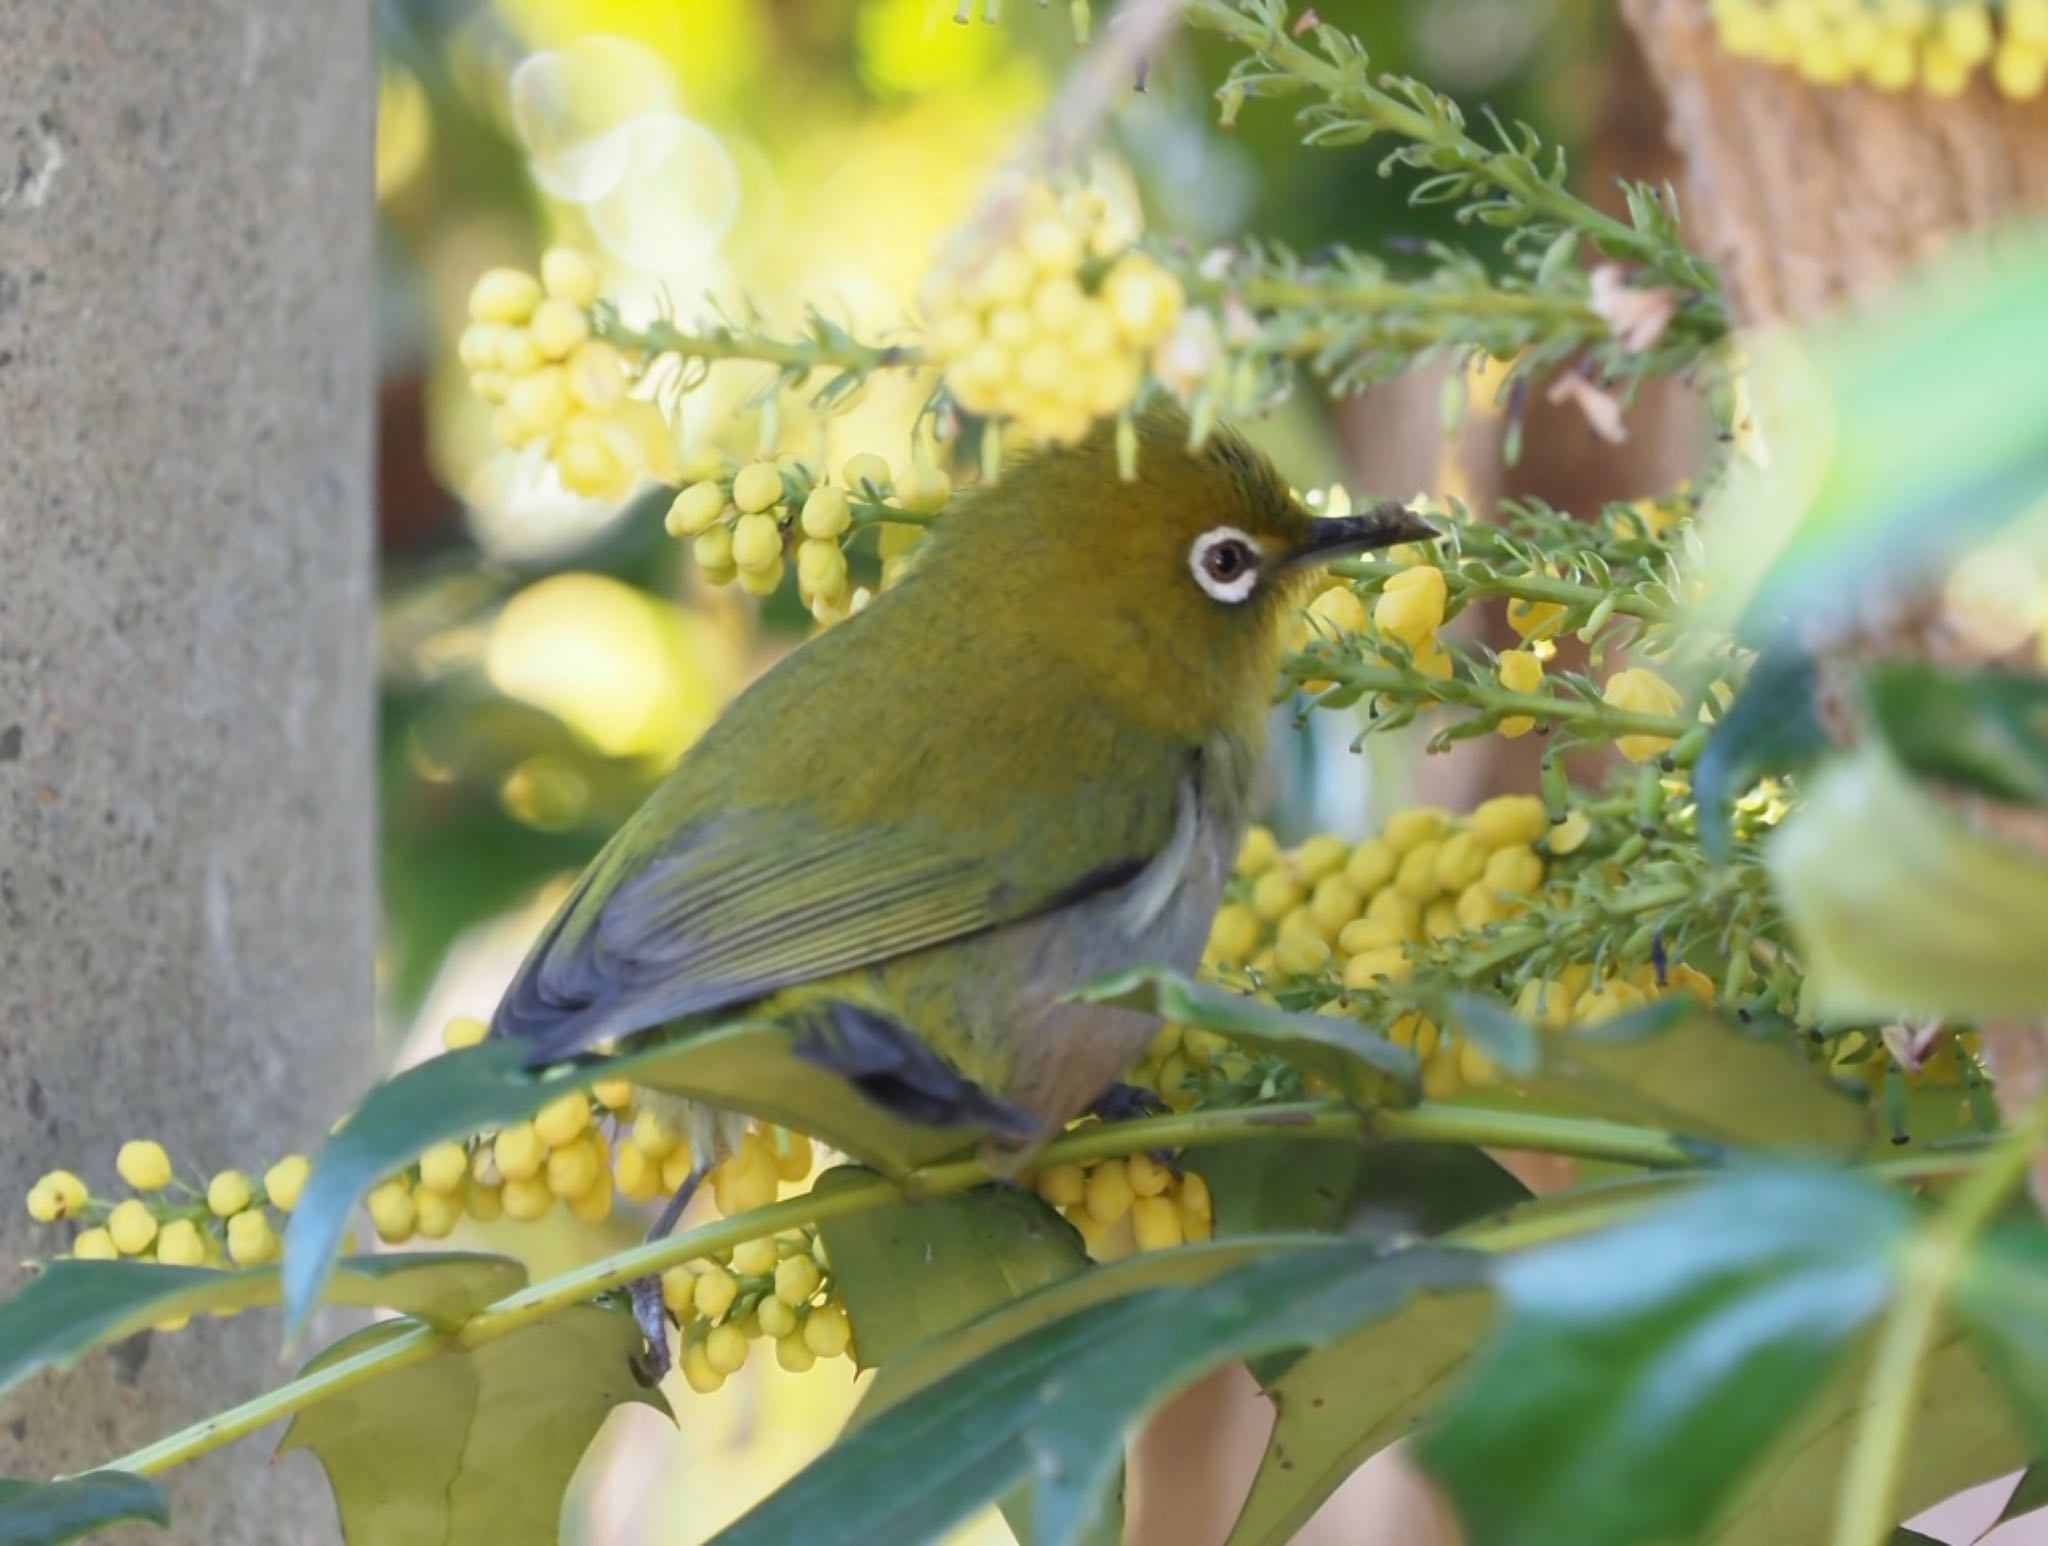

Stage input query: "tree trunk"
[{"left": 0, "top": 3, "right": 373, "bottom": 1538}]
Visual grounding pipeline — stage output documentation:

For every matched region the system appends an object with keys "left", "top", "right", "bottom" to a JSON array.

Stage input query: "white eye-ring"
[{"left": 1189, "top": 526, "right": 1263, "bottom": 604}]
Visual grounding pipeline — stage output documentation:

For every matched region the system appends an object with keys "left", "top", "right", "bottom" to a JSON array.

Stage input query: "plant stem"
[
  {"left": 1294, "top": 658, "right": 1696, "bottom": 746},
  {"left": 1329, "top": 557, "right": 1678, "bottom": 625},
  {"left": 1180, "top": 0, "right": 1720, "bottom": 301},
  {"left": 1829, "top": 1092, "right": 2048, "bottom": 1546},
  {"left": 603, "top": 316, "right": 924, "bottom": 377},
  {"left": 91, "top": 1097, "right": 1706, "bottom": 1482}
]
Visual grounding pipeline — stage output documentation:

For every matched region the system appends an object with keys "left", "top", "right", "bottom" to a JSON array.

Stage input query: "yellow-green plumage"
[{"left": 492, "top": 416, "right": 1432, "bottom": 1134}]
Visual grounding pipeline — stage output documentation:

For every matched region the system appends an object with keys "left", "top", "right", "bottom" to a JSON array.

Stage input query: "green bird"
[{"left": 490, "top": 415, "right": 1430, "bottom": 1358}]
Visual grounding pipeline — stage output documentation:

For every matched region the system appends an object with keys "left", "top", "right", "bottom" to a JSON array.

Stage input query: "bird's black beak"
[{"left": 1286, "top": 503, "right": 1440, "bottom": 567}]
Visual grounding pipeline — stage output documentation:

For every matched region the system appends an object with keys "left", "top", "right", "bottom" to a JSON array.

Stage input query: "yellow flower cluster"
[
  {"left": 365, "top": 1019, "right": 815, "bottom": 1245},
  {"left": 1511, "top": 959, "right": 1717, "bottom": 1033},
  {"left": 1206, "top": 802, "right": 1577, "bottom": 1097},
  {"left": 1711, "top": 0, "right": 2048, "bottom": 99},
  {"left": 461, "top": 249, "right": 676, "bottom": 501},
  {"left": 921, "top": 182, "right": 1184, "bottom": 445},
  {"left": 25, "top": 1140, "right": 312, "bottom": 1326},
  {"left": 664, "top": 449, "right": 948, "bottom": 621},
  {"left": 1030, "top": 1151, "right": 1214, "bottom": 1262},
  {"left": 656, "top": 1222, "right": 852, "bottom": 1394}
]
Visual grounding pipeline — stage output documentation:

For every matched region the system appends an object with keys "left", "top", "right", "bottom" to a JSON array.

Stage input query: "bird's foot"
[
  {"left": 627, "top": 1277, "right": 671, "bottom": 1387},
  {"left": 625, "top": 1160, "right": 710, "bottom": 1385}
]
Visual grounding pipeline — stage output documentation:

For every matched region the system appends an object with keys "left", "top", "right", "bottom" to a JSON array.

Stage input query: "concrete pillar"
[{"left": 0, "top": 3, "right": 373, "bottom": 1538}]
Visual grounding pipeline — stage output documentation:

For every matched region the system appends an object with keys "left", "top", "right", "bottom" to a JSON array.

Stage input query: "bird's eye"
[{"left": 1190, "top": 527, "right": 1262, "bottom": 604}]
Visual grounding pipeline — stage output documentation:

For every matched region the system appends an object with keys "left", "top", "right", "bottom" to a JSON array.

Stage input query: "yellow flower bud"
[
  {"left": 156, "top": 1218, "right": 206, "bottom": 1267},
  {"left": 694, "top": 1264, "right": 739, "bottom": 1320},
  {"left": 1234, "top": 825, "right": 1279, "bottom": 877},
  {"left": 493, "top": 1124, "right": 545, "bottom": 1184},
  {"left": 527, "top": 298, "right": 590, "bottom": 361},
  {"left": 773, "top": 1132, "right": 814, "bottom": 1182},
  {"left": 466, "top": 1184, "right": 504, "bottom": 1221},
  {"left": 264, "top": 1154, "right": 311, "bottom": 1212},
  {"left": 206, "top": 1171, "right": 254, "bottom": 1219},
  {"left": 533, "top": 1090, "right": 591, "bottom": 1149},
  {"left": 1249, "top": 868, "right": 1305, "bottom": 923},
  {"left": 1343, "top": 946, "right": 1412, "bottom": 990},
  {"left": 117, "top": 1140, "right": 173, "bottom": 1192},
  {"left": 757, "top": 1296, "right": 798, "bottom": 1338},
  {"left": 1433, "top": 832, "right": 1486, "bottom": 892},
  {"left": 106, "top": 1199, "right": 158, "bottom": 1255},
  {"left": 1383, "top": 807, "right": 1450, "bottom": 853},
  {"left": 732, "top": 1236, "right": 779, "bottom": 1276},
  {"left": 32, "top": 1170, "right": 88, "bottom": 1222},
  {"left": 1337, "top": 916, "right": 1403, "bottom": 955},
  {"left": 1131, "top": 1194, "right": 1184, "bottom": 1252},
  {"left": 1374, "top": 566, "right": 1448, "bottom": 649},
  {"left": 704, "top": 1322, "right": 749, "bottom": 1374},
  {"left": 803, "top": 1301, "right": 853, "bottom": 1358},
  {"left": 1124, "top": 1152, "right": 1172, "bottom": 1199},
  {"left": 1483, "top": 844, "right": 1545, "bottom": 897},
  {"left": 1455, "top": 882, "right": 1500, "bottom": 932},
  {"left": 1344, "top": 838, "right": 1397, "bottom": 893},
  {"left": 1471, "top": 794, "right": 1548, "bottom": 850},
  {"left": 1205, "top": 902, "right": 1261, "bottom": 964},
  {"left": 732, "top": 460, "right": 785, "bottom": 514},
  {"left": 1102, "top": 253, "right": 1183, "bottom": 346},
  {"left": 629, "top": 1109, "right": 677, "bottom": 1159},
  {"left": 505, "top": 366, "right": 571, "bottom": 441},
  {"left": 731, "top": 512, "right": 783, "bottom": 574},
  {"left": 683, "top": 1342, "right": 726, "bottom": 1394},
  {"left": 540, "top": 247, "right": 601, "bottom": 308},
  {"left": 776, "top": 1330, "right": 818, "bottom": 1373},
  {"left": 468, "top": 267, "right": 541, "bottom": 325},
  {"left": 800, "top": 485, "right": 852, "bottom": 541},
  {"left": 545, "top": 1135, "right": 604, "bottom": 1199},
  {"left": 1084, "top": 1161, "right": 1134, "bottom": 1225},
  {"left": 1496, "top": 648, "right": 1544, "bottom": 737},
  {"left": 1273, "top": 931, "right": 1331, "bottom": 977},
  {"left": 418, "top": 1143, "right": 470, "bottom": 1196},
  {"left": 692, "top": 525, "right": 735, "bottom": 576},
  {"left": 1394, "top": 840, "right": 1444, "bottom": 902},
  {"left": 72, "top": 1227, "right": 118, "bottom": 1261},
  {"left": 501, "top": 1175, "right": 554, "bottom": 1221},
  {"left": 841, "top": 452, "right": 891, "bottom": 493},
  {"left": 895, "top": 463, "right": 951, "bottom": 514},
  {"left": 797, "top": 538, "right": 849, "bottom": 601},
  {"left": 413, "top": 1185, "right": 462, "bottom": 1239},
  {"left": 775, "top": 1252, "right": 823, "bottom": 1306},
  {"left": 568, "top": 1171, "right": 613, "bottom": 1223},
  {"left": 23, "top": 1185, "right": 59, "bottom": 1225},
  {"left": 615, "top": 1145, "right": 662, "bottom": 1204},
  {"left": 1035, "top": 1163, "right": 1087, "bottom": 1208},
  {"left": 367, "top": 1179, "right": 417, "bottom": 1243},
  {"left": 1424, "top": 897, "right": 1461, "bottom": 940},
  {"left": 1547, "top": 809, "right": 1593, "bottom": 855},
  {"left": 1506, "top": 596, "right": 1566, "bottom": 643},
  {"left": 1601, "top": 667, "right": 1686, "bottom": 763},
  {"left": 736, "top": 555, "right": 786, "bottom": 598}
]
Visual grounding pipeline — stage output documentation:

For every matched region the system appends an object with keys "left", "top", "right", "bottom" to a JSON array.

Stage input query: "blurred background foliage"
[{"left": 367, "top": 3, "right": 1623, "bottom": 1533}]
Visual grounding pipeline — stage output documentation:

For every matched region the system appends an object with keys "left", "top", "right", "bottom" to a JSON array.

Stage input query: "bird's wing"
[{"left": 492, "top": 775, "right": 1181, "bottom": 1065}]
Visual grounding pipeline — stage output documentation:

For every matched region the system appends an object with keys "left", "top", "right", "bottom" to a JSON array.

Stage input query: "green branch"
[
  {"left": 600, "top": 313, "right": 924, "bottom": 377},
  {"left": 1289, "top": 656, "right": 1698, "bottom": 749},
  {"left": 91, "top": 1098, "right": 1709, "bottom": 1483},
  {"left": 1180, "top": 0, "right": 1721, "bottom": 305},
  {"left": 1830, "top": 1091, "right": 2048, "bottom": 1546},
  {"left": 1329, "top": 557, "right": 1679, "bottom": 625}
]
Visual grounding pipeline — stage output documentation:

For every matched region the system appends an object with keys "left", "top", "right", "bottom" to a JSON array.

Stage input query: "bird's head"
[{"left": 908, "top": 411, "right": 1438, "bottom": 738}]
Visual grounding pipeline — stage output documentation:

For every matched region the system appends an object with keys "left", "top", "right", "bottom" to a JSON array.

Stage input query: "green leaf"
[
  {"left": 1768, "top": 739, "right": 2048, "bottom": 1020},
  {"left": 285, "top": 1026, "right": 976, "bottom": 1335},
  {"left": 1697, "top": 238, "right": 2048, "bottom": 649},
  {"left": 1419, "top": 1167, "right": 1912, "bottom": 1546},
  {"left": 1866, "top": 662, "right": 2048, "bottom": 808},
  {"left": 815, "top": 1169, "right": 1088, "bottom": 1371},
  {"left": 1192, "top": 1138, "right": 1527, "bottom": 1242},
  {"left": 1077, "top": 967, "right": 1419, "bottom": 1103},
  {"left": 714, "top": 1243, "right": 1485, "bottom": 1546},
  {"left": 1693, "top": 645, "right": 1828, "bottom": 863},
  {"left": 1952, "top": 1224, "right": 2048, "bottom": 1444},
  {"left": 1435, "top": 992, "right": 1542, "bottom": 1078},
  {"left": 1224, "top": 1288, "right": 1492, "bottom": 1546},
  {"left": 0, "top": 1253, "right": 524, "bottom": 1399},
  {"left": 857, "top": 1236, "right": 1308, "bottom": 1425},
  {"left": 278, "top": 1304, "right": 668, "bottom": 1546},
  {"left": 1526, "top": 1000, "right": 1869, "bottom": 1156},
  {"left": 0, "top": 1473, "right": 168, "bottom": 1543},
  {"left": 1713, "top": 1331, "right": 2024, "bottom": 1544}
]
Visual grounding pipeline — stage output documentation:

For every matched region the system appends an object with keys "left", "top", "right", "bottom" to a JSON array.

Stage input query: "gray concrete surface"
[{"left": 0, "top": 3, "right": 373, "bottom": 1538}]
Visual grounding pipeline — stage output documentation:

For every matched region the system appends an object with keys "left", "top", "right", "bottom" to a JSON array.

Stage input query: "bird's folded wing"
[{"left": 492, "top": 801, "right": 1165, "bottom": 1063}]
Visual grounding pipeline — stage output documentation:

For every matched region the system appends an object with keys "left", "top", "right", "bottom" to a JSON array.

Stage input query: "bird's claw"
[{"left": 628, "top": 1274, "right": 672, "bottom": 1386}]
